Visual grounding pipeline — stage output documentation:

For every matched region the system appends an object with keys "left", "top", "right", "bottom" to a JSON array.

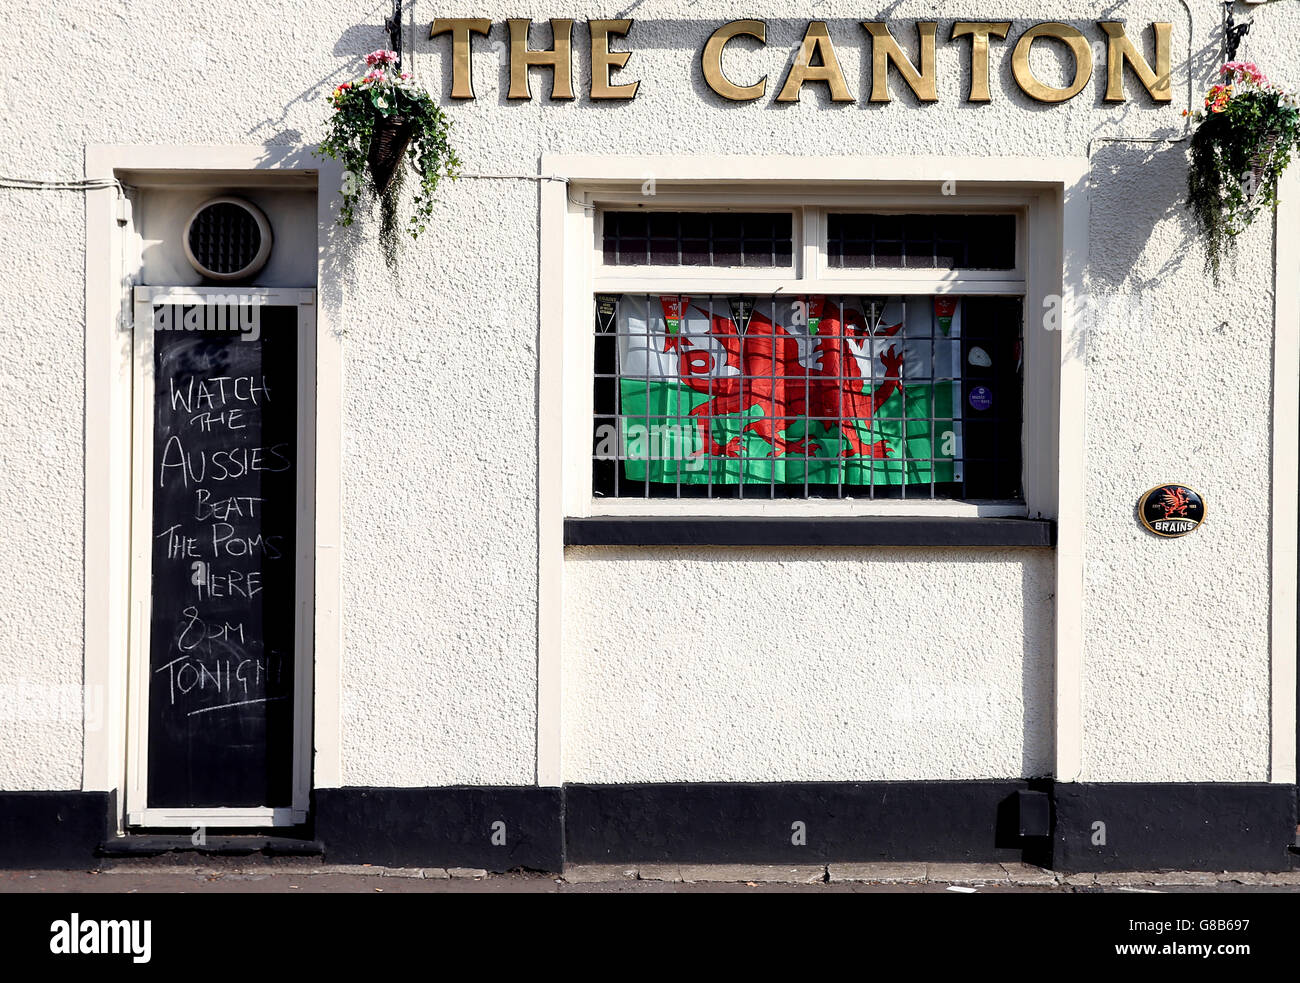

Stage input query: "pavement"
[{"left": 5, "top": 859, "right": 1300, "bottom": 892}]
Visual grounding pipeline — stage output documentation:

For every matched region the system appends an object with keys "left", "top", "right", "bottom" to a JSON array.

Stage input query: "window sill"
[{"left": 563, "top": 516, "right": 1056, "bottom": 548}]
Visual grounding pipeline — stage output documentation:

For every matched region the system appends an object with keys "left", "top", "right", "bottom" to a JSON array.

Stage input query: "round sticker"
[{"left": 968, "top": 386, "right": 992, "bottom": 412}]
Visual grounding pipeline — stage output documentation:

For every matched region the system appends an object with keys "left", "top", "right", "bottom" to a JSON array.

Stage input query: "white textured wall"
[
  {"left": 564, "top": 547, "right": 1054, "bottom": 781},
  {"left": 0, "top": 186, "right": 84, "bottom": 790},
  {"left": 336, "top": 177, "right": 540, "bottom": 785},
  {"left": 1078, "top": 145, "right": 1275, "bottom": 782},
  {"left": 0, "top": 1, "right": 1296, "bottom": 788},
  {"left": 1072, "top": 6, "right": 1299, "bottom": 782}
]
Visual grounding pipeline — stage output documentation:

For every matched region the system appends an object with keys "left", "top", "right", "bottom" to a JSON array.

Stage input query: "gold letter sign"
[
  {"left": 701, "top": 20, "right": 767, "bottom": 101},
  {"left": 430, "top": 18, "right": 1178, "bottom": 107},
  {"left": 589, "top": 19, "right": 639, "bottom": 99},
  {"left": 1100, "top": 21, "right": 1172, "bottom": 102},
  {"left": 949, "top": 22, "right": 1010, "bottom": 103},
  {"left": 776, "top": 21, "right": 853, "bottom": 103},
  {"left": 862, "top": 22, "right": 938, "bottom": 103},
  {"left": 1011, "top": 22, "right": 1093, "bottom": 103},
  {"left": 507, "top": 18, "right": 575, "bottom": 100},
  {"left": 430, "top": 18, "right": 492, "bottom": 99}
]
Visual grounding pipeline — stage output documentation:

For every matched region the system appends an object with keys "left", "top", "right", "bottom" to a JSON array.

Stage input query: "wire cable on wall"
[{"left": 0, "top": 176, "right": 126, "bottom": 195}]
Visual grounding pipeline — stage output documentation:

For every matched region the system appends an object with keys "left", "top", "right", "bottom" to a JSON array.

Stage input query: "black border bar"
[
  {"left": 4, "top": 780, "right": 1295, "bottom": 873},
  {"left": 564, "top": 516, "right": 1056, "bottom": 548}
]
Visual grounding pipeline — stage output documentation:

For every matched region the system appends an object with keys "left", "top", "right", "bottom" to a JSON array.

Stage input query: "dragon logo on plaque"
[{"left": 1138, "top": 484, "right": 1206, "bottom": 538}]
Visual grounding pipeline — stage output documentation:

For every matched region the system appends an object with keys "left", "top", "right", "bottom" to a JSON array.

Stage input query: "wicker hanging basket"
[
  {"left": 1245, "top": 131, "right": 1281, "bottom": 201},
  {"left": 367, "top": 114, "right": 414, "bottom": 192}
]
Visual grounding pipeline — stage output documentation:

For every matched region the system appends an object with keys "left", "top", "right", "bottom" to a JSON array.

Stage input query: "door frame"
[
  {"left": 1281, "top": 163, "right": 1300, "bottom": 791},
  {"left": 1274, "top": 163, "right": 1300, "bottom": 789},
  {"left": 125, "top": 286, "right": 316, "bottom": 827}
]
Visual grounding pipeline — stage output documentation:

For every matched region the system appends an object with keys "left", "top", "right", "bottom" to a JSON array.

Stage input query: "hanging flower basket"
[
  {"left": 316, "top": 49, "right": 459, "bottom": 239},
  {"left": 1185, "top": 62, "right": 1300, "bottom": 283}
]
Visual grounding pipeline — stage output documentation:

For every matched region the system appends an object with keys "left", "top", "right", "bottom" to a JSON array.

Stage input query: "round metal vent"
[{"left": 183, "top": 197, "right": 273, "bottom": 281}]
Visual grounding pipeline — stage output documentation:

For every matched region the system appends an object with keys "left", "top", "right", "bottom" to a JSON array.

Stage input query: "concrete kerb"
[
  {"left": 93, "top": 862, "right": 1300, "bottom": 887},
  {"left": 562, "top": 863, "right": 1300, "bottom": 887}
]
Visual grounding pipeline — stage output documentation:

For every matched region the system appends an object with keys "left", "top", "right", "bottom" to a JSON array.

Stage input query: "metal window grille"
[
  {"left": 826, "top": 213, "right": 1016, "bottom": 270},
  {"left": 602, "top": 212, "right": 795, "bottom": 267},
  {"left": 592, "top": 293, "right": 1024, "bottom": 501}
]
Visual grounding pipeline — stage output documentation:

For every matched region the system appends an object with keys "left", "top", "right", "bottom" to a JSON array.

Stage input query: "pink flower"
[
  {"left": 365, "top": 49, "right": 398, "bottom": 67},
  {"left": 1221, "top": 60, "right": 1267, "bottom": 86}
]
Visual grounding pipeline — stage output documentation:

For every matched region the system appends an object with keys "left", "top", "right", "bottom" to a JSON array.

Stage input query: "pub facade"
[{"left": 1, "top": 0, "right": 1299, "bottom": 872}]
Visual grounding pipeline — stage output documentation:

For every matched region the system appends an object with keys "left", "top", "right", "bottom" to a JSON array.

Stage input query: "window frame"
[
  {"left": 569, "top": 188, "right": 1047, "bottom": 519},
  {"left": 543, "top": 158, "right": 1082, "bottom": 530}
]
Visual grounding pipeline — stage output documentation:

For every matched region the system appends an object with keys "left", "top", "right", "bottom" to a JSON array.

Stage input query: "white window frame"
[
  {"left": 125, "top": 286, "right": 315, "bottom": 828},
  {"left": 559, "top": 174, "right": 1059, "bottom": 520}
]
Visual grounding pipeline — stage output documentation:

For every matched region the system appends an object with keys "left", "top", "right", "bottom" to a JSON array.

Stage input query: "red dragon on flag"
[{"left": 666, "top": 298, "right": 905, "bottom": 459}]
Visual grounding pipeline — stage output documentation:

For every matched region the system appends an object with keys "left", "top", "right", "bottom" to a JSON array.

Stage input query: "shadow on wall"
[
  {"left": 1076, "top": 134, "right": 1276, "bottom": 358},
  {"left": 248, "top": 21, "right": 398, "bottom": 145},
  {"left": 1078, "top": 10, "right": 1225, "bottom": 290},
  {"left": 1053, "top": 9, "right": 1236, "bottom": 365},
  {"left": 1021, "top": 557, "right": 1054, "bottom": 778},
  {"left": 1088, "top": 139, "right": 1198, "bottom": 294}
]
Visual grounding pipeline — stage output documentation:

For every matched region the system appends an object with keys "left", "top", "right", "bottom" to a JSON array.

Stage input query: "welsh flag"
[{"left": 614, "top": 294, "right": 963, "bottom": 486}]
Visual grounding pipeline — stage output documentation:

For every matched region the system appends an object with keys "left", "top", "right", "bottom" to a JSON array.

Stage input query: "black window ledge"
[{"left": 565, "top": 516, "right": 1056, "bottom": 548}]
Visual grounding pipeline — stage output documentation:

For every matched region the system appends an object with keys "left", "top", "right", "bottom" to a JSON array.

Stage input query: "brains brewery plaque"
[{"left": 1138, "top": 484, "right": 1205, "bottom": 539}]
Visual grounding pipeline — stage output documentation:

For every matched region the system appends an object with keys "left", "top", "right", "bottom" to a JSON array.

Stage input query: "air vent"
[{"left": 183, "top": 197, "right": 273, "bottom": 281}]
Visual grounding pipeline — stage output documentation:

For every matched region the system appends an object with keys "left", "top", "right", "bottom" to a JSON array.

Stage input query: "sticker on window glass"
[
  {"left": 805, "top": 295, "right": 825, "bottom": 335},
  {"left": 934, "top": 296, "right": 958, "bottom": 336},
  {"left": 968, "top": 386, "right": 992, "bottom": 411},
  {"left": 595, "top": 294, "right": 619, "bottom": 333},
  {"left": 660, "top": 295, "right": 688, "bottom": 341},
  {"left": 728, "top": 297, "right": 755, "bottom": 335}
]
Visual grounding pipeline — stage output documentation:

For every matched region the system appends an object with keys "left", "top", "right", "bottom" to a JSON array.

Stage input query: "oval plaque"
[{"left": 1138, "top": 484, "right": 1206, "bottom": 538}]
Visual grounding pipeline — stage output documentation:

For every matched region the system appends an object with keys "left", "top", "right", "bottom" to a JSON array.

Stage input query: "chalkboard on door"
[{"left": 145, "top": 301, "right": 301, "bottom": 810}]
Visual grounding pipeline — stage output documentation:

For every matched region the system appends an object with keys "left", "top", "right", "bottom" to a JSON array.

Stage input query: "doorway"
[{"left": 125, "top": 287, "right": 315, "bottom": 827}]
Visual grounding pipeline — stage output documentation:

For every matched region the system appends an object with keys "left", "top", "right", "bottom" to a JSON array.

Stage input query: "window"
[
  {"left": 590, "top": 208, "right": 1025, "bottom": 503},
  {"left": 826, "top": 213, "right": 1016, "bottom": 270},
  {"left": 602, "top": 211, "right": 794, "bottom": 267}
]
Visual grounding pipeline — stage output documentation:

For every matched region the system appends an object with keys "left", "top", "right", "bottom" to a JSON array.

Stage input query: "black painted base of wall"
[
  {"left": 2, "top": 782, "right": 1297, "bottom": 873},
  {"left": 566, "top": 781, "right": 1044, "bottom": 864},
  {"left": 0, "top": 790, "right": 115, "bottom": 869},
  {"left": 313, "top": 786, "right": 564, "bottom": 871},
  {"left": 1053, "top": 783, "right": 1297, "bottom": 873}
]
